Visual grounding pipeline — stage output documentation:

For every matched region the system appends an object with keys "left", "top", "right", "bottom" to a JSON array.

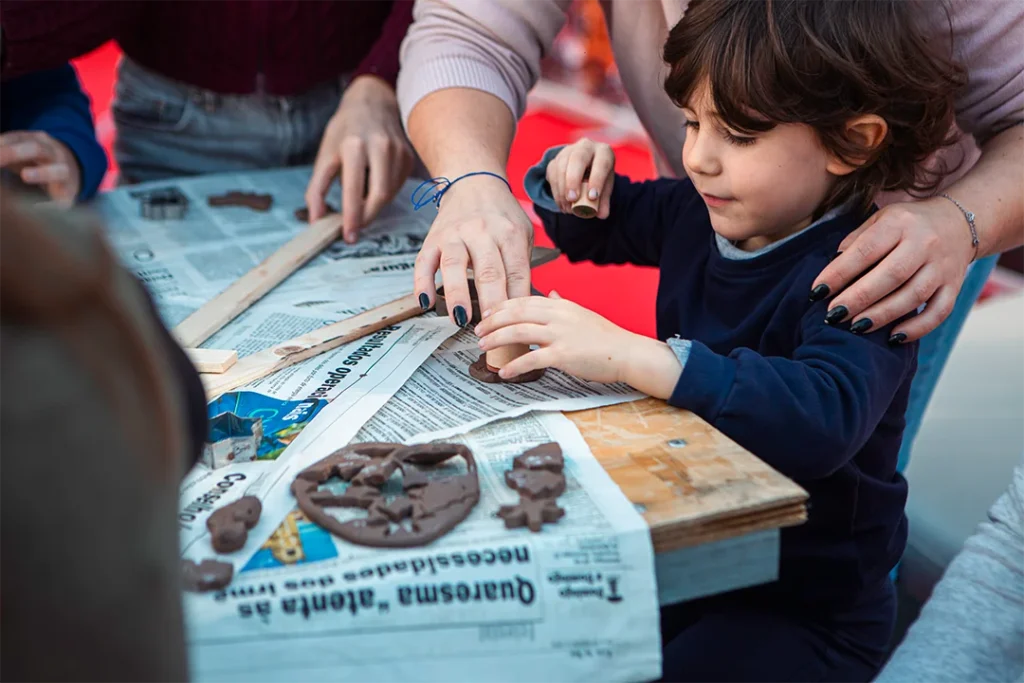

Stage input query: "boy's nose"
[{"left": 683, "top": 133, "right": 721, "bottom": 177}]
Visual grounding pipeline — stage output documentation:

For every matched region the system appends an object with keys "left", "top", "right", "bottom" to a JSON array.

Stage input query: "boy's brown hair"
[{"left": 663, "top": 0, "right": 966, "bottom": 213}]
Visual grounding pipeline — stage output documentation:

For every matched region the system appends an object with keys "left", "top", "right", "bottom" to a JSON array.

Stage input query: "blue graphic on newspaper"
[
  {"left": 207, "top": 392, "right": 327, "bottom": 462},
  {"left": 242, "top": 509, "right": 339, "bottom": 571}
]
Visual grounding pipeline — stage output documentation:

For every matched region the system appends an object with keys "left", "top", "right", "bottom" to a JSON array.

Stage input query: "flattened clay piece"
[
  {"left": 207, "top": 496, "right": 262, "bottom": 553},
  {"left": 293, "top": 443, "right": 480, "bottom": 548},
  {"left": 207, "top": 191, "right": 274, "bottom": 212},
  {"left": 469, "top": 353, "right": 545, "bottom": 384},
  {"left": 505, "top": 469, "right": 566, "bottom": 499},
  {"left": 305, "top": 483, "right": 382, "bottom": 509},
  {"left": 294, "top": 203, "right": 338, "bottom": 222},
  {"left": 513, "top": 442, "right": 564, "bottom": 473},
  {"left": 182, "top": 558, "right": 234, "bottom": 592},
  {"left": 497, "top": 498, "right": 565, "bottom": 533},
  {"left": 295, "top": 443, "right": 400, "bottom": 483}
]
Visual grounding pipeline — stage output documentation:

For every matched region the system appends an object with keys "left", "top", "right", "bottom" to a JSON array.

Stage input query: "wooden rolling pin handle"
[{"left": 570, "top": 180, "right": 599, "bottom": 219}]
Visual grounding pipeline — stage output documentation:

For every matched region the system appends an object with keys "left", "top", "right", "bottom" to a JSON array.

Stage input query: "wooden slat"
[
  {"left": 174, "top": 214, "right": 344, "bottom": 348},
  {"left": 567, "top": 398, "right": 808, "bottom": 553},
  {"left": 184, "top": 348, "right": 238, "bottom": 374},
  {"left": 202, "top": 293, "right": 423, "bottom": 399}
]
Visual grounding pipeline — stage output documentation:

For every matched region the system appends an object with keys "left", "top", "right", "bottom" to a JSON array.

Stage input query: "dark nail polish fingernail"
[
  {"left": 809, "top": 284, "right": 830, "bottom": 302},
  {"left": 888, "top": 332, "right": 907, "bottom": 345},
  {"left": 830, "top": 251, "right": 843, "bottom": 261},
  {"left": 824, "top": 305, "right": 848, "bottom": 326},
  {"left": 418, "top": 292, "right": 430, "bottom": 311},
  {"left": 453, "top": 306, "right": 468, "bottom": 327},
  {"left": 850, "top": 318, "right": 872, "bottom": 335}
]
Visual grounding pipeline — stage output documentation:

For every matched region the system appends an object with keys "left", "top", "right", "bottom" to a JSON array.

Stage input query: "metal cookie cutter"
[{"left": 139, "top": 188, "right": 189, "bottom": 221}]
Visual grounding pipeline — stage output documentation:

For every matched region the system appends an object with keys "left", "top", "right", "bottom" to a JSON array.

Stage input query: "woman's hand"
[
  {"left": 413, "top": 174, "right": 534, "bottom": 324},
  {"left": 475, "top": 291, "right": 644, "bottom": 383},
  {"left": 304, "top": 75, "right": 414, "bottom": 242},
  {"left": 546, "top": 138, "right": 615, "bottom": 217},
  {"left": 0, "top": 131, "right": 81, "bottom": 207},
  {"left": 811, "top": 197, "right": 977, "bottom": 342}
]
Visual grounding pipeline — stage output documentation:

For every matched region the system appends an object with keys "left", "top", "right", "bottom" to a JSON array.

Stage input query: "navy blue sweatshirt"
[
  {"left": 1, "top": 64, "right": 107, "bottom": 201},
  {"left": 528, "top": 161, "right": 916, "bottom": 612}
]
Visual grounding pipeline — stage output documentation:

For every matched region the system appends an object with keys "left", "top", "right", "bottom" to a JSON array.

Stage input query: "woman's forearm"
[
  {"left": 945, "top": 124, "right": 1024, "bottom": 258},
  {"left": 406, "top": 87, "right": 516, "bottom": 179}
]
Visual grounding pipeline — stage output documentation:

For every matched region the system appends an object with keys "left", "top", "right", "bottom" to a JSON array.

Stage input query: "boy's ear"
[{"left": 826, "top": 114, "right": 889, "bottom": 176}]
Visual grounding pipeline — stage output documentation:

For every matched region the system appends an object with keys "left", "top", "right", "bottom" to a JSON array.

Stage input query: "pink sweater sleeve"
[
  {"left": 940, "top": 0, "right": 1024, "bottom": 140},
  {"left": 397, "top": 0, "right": 573, "bottom": 127}
]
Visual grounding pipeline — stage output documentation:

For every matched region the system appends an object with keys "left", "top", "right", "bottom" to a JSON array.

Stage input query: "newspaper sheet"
[
  {"left": 91, "top": 165, "right": 432, "bottom": 333},
  {"left": 184, "top": 411, "right": 662, "bottom": 683}
]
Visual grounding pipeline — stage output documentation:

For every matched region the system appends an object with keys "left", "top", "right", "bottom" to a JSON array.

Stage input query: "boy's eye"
[
  {"left": 725, "top": 130, "right": 756, "bottom": 146},
  {"left": 683, "top": 119, "right": 699, "bottom": 130}
]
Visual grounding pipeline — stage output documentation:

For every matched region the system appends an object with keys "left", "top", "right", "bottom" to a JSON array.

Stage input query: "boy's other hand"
[
  {"left": 546, "top": 138, "right": 615, "bottom": 218},
  {"left": 0, "top": 131, "right": 81, "bottom": 207}
]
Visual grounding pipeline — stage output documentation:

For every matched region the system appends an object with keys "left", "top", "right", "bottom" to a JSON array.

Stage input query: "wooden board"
[
  {"left": 202, "top": 293, "right": 423, "bottom": 399},
  {"left": 184, "top": 348, "right": 238, "bottom": 374},
  {"left": 568, "top": 398, "right": 808, "bottom": 554},
  {"left": 174, "top": 213, "right": 345, "bottom": 348}
]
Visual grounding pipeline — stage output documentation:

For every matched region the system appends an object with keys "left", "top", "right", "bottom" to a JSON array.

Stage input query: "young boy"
[
  {"left": 475, "top": 1, "right": 966, "bottom": 679},
  {"left": 1, "top": 63, "right": 107, "bottom": 204}
]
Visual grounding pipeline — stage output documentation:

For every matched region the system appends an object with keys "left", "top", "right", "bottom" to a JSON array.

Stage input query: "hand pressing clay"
[
  {"left": 182, "top": 558, "right": 234, "bottom": 592},
  {"left": 207, "top": 191, "right": 274, "bottom": 212},
  {"left": 206, "top": 496, "right": 262, "bottom": 553},
  {"left": 497, "top": 442, "right": 567, "bottom": 533},
  {"left": 292, "top": 442, "right": 481, "bottom": 548}
]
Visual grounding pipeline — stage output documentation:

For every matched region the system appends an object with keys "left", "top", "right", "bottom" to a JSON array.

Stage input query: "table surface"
[{"left": 566, "top": 398, "right": 809, "bottom": 604}]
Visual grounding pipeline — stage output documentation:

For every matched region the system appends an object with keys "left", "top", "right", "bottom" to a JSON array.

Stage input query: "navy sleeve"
[
  {"left": 668, "top": 302, "right": 917, "bottom": 480},
  {"left": 532, "top": 171, "right": 703, "bottom": 267},
  {"left": 1, "top": 64, "right": 107, "bottom": 201}
]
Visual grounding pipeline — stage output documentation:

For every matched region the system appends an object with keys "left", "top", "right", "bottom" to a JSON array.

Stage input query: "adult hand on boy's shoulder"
[
  {"left": 474, "top": 291, "right": 683, "bottom": 398},
  {"left": 809, "top": 198, "right": 974, "bottom": 342},
  {"left": 0, "top": 131, "right": 82, "bottom": 207}
]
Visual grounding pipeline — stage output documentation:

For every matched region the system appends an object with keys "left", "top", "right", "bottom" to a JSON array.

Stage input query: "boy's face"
[{"left": 681, "top": 84, "right": 839, "bottom": 248}]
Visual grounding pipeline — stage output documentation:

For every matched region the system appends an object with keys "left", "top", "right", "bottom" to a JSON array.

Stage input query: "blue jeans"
[
  {"left": 112, "top": 58, "right": 344, "bottom": 182},
  {"left": 898, "top": 254, "right": 999, "bottom": 471}
]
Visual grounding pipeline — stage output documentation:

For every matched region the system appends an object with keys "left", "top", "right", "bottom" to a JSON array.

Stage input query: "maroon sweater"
[{"left": 0, "top": 0, "right": 413, "bottom": 95}]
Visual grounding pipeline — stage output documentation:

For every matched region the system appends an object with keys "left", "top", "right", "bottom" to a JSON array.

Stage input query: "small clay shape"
[
  {"left": 207, "top": 496, "right": 262, "bottom": 553},
  {"left": 497, "top": 498, "right": 565, "bottom": 532},
  {"left": 505, "top": 468, "right": 566, "bottom": 499},
  {"left": 182, "top": 558, "right": 234, "bottom": 592},
  {"left": 513, "top": 442, "right": 564, "bottom": 473},
  {"left": 294, "top": 203, "right": 338, "bottom": 222},
  {"left": 207, "top": 191, "right": 274, "bottom": 212},
  {"left": 469, "top": 353, "right": 545, "bottom": 384}
]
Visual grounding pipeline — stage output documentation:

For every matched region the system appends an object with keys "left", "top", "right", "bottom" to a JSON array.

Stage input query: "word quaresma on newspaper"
[{"left": 185, "top": 413, "right": 661, "bottom": 683}]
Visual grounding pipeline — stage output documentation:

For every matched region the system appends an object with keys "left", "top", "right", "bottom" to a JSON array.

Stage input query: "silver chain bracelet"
[{"left": 940, "top": 193, "right": 980, "bottom": 263}]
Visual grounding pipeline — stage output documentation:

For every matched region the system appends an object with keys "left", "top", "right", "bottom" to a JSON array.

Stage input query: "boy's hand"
[
  {"left": 0, "top": 131, "right": 82, "bottom": 207},
  {"left": 474, "top": 291, "right": 639, "bottom": 383},
  {"left": 546, "top": 138, "right": 615, "bottom": 218}
]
